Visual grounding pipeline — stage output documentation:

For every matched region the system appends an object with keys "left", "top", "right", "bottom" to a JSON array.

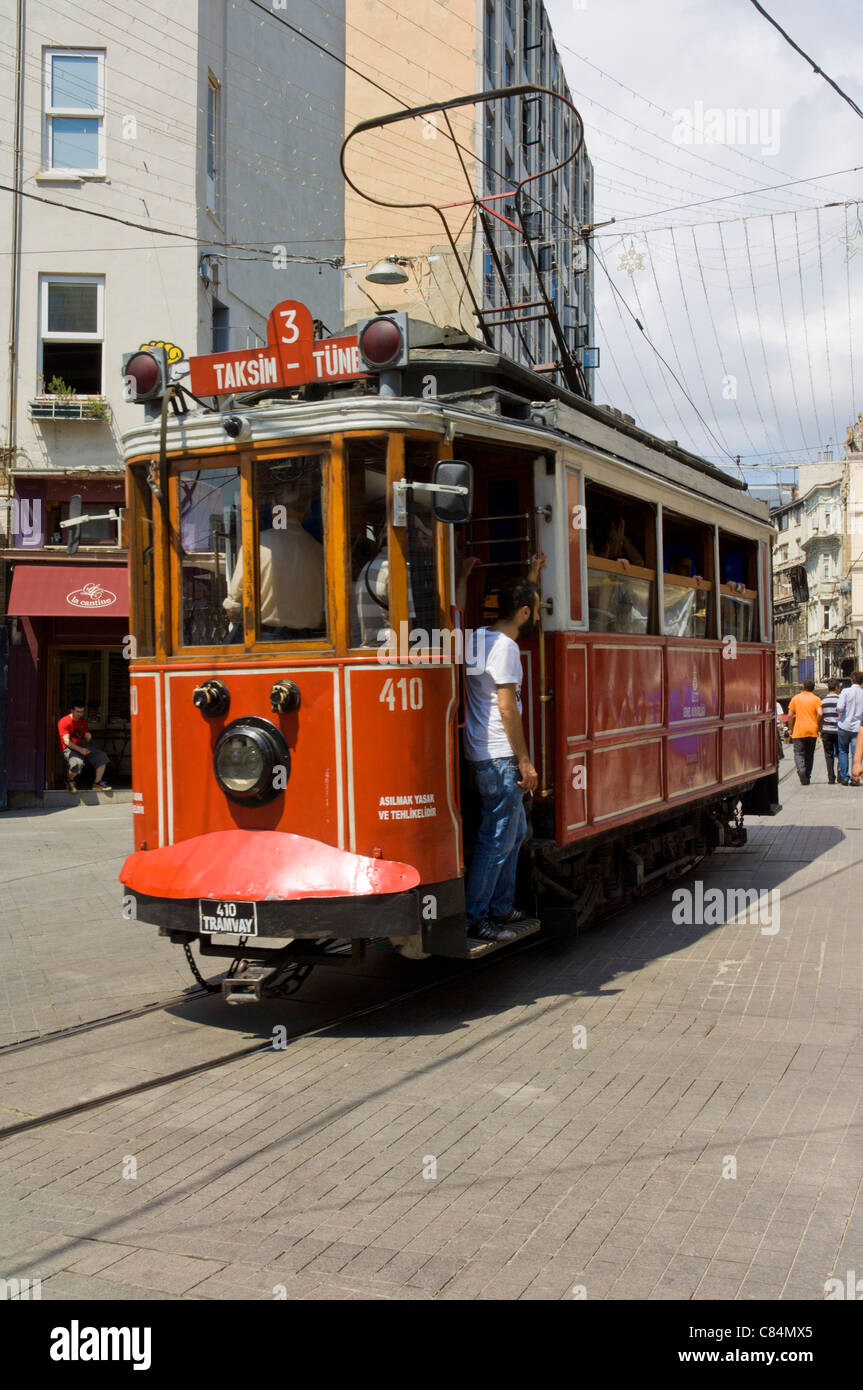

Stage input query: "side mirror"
[{"left": 431, "top": 460, "right": 473, "bottom": 525}]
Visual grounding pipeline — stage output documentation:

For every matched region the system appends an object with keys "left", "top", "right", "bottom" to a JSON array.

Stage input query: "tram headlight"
[{"left": 213, "top": 717, "right": 290, "bottom": 804}]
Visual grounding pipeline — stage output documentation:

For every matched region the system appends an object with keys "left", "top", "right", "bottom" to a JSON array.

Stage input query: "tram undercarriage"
[{"left": 130, "top": 772, "right": 778, "bottom": 1004}]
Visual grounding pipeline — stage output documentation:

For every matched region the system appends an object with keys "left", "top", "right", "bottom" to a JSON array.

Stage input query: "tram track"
[
  {"left": 0, "top": 936, "right": 552, "bottom": 1143},
  {"left": 0, "top": 986, "right": 210, "bottom": 1058}
]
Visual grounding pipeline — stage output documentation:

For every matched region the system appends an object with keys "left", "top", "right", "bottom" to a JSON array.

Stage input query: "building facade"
[
  {"left": 772, "top": 451, "right": 861, "bottom": 695},
  {"left": 342, "top": 0, "right": 595, "bottom": 391},
  {"left": 0, "top": 0, "right": 345, "bottom": 797}
]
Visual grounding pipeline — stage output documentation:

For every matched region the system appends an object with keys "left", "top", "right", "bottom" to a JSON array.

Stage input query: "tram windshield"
[
  {"left": 178, "top": 465, "right": 242, "bottom": 647},
  {"left": 241, "top": 454, "right": 325, "bottom": 642}
]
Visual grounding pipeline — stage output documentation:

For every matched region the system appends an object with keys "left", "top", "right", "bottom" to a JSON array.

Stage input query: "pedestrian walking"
[
  {"left": 787, "top": 679, "right": 822, "bottom": 785},
  {"left": 820, "top": 679, "right": 842, "bottom": 784},
  {"left": 836, "top": 670, "right": 863, "bottom": 785}
]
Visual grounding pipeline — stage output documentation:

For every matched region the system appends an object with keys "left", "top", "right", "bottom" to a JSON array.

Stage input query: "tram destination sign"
[{"left": 188, "top": 299, "right": 363, "bottom": 397}]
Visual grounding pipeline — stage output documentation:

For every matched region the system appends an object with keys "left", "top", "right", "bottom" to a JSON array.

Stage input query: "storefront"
[{"left": 5, "top": 560, "right": 130, "bottom": 793}]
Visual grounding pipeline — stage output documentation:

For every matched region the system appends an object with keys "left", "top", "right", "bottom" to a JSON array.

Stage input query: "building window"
[
  {"left": 823, "top": 553, "right": 831, "bottom": 579},
  {"left": 522, "top": 0, "right": 532, "bottom": 68},
  {"left": 43, "top": 50, "right": 104, "bottom": 173},
  {"left": 824, "top": 508, "right": 832, "bottom": 531},
  {"left": 485, "top": 0, "right": 496, "bottom": 80},
  {"left": 46, "top": 497, "right": 118, "bottom": 546},
  {"left": 39, "top": 275, "right": 104, "bottom": 395},
  {"left": 824, "top": 605, "right": 831, "bottom": 630},
  {"left": 212, "top": 301, "right": 229, "bottom": 352},
  {"left": 504, "top": 50, "right": 514, "bottom": 127},
  {"left": 484, "top": 109, "right": 496, "bottom": 193},
  {"left": 207, "top": 74, "right": 220, "bottom": 211}
]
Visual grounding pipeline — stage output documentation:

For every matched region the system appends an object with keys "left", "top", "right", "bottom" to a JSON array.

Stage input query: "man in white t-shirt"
[{"left": 463, "top": 576, "right": 541, "bottom": 941}]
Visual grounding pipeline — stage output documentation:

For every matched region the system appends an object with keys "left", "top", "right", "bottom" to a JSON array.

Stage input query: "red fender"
[{"left": 121, "top": 830, "right": 420, "bottom": 901}]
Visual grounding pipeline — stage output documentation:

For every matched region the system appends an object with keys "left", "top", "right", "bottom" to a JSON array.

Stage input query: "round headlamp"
[{"left": 213, "top": 717, "right": 290, "bottom": 804}]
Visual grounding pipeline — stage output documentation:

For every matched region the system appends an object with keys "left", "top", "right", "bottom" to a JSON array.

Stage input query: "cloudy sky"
[{"left": 544, "top": 0, "right": 863, "bottom": 494}]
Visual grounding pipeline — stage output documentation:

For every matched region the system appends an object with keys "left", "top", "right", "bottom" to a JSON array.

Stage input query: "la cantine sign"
[{"left": 188, "top": 300, "right": 363, "bottom": 397}]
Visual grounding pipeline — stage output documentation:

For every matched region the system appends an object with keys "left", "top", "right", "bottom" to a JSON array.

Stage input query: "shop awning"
[{"left": 7, "top": 563, "right": 129, "bottom": 617}]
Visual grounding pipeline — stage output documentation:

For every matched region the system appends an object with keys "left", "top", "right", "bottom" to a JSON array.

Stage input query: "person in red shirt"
[{"left": 58, "top": 703, "right": 111, "bottom": 792}]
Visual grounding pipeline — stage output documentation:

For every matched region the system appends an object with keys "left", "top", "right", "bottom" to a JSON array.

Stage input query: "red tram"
[{"left": 119, "top": 300, "right": 779, "bottom": 1000}]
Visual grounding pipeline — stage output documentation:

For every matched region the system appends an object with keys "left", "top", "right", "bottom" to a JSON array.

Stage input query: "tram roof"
[{"left": 122, "top": 321, "right": 770, "bottom": 526}]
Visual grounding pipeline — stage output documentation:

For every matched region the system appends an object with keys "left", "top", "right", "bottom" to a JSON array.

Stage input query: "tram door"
[{"left": 454, "top": 444, "right": 540, "bottom": 861}]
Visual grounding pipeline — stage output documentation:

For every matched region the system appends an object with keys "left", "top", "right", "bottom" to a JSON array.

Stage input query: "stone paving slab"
[{"left": 1, "top": 763, "right": 862, "bottom": 1300}]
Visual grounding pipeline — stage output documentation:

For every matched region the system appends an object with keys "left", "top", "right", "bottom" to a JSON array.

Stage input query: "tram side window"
[
  {"left": 227, "top": 455, "right": 326, "bottom": 643},
  {"left": 349, "top": 438, "right": 389, "bottom": 647},
  {"left": 131, "top": 466, "right": 155, "bottom": 656},
  {"left": 662, "top": 513, "right": 714, "bottom": 638},
  {"left": 719, "top": 532, "right": 759, "bottom": 642},
  {"left": 585, "top": 482, "right": 656, "bottom": 634},
  {"left": 178, "top": 466, "right": 241, "bottom": 648}
]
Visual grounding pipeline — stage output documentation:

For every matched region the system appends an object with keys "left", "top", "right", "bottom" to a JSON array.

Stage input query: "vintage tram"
[{"left": 119, "top": 300, "right": 779, "bottom": 1001}]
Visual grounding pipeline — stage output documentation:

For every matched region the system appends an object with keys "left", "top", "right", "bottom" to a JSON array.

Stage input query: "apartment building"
[
  {"left": 0, "top": 0, "right": 345, "bottom": 797},
  {"left": 772, "top": 457, "right": 857, "bottom": 694}
]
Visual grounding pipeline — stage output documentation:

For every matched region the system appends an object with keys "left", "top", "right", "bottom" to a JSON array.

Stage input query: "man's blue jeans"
[
  {"left": 838, "top": 728, "right": 858, "bottom": 782},
  {"left": 465, "top": 757, "right": 527, "bottom": 924}
]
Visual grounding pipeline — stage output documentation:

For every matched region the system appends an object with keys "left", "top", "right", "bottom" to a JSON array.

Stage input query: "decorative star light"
[
  {"left": 840, "top": 205, "right": 863, "bottom": 261},
  {"left": 618, "top": 240, "right": 645, "bottom": 275}
]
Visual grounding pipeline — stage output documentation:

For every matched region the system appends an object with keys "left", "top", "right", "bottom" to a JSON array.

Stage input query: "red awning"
[{"left": 7, "top": 563, "right": 129, "bottom": 617}]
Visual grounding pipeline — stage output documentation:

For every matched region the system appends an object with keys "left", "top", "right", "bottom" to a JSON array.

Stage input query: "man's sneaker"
[
  {"left": 492, "top": 907, "right": 528, "bottom": 927},
  {"left": 93, "top": 781, "right": 112, "bottom": 792},
  {"left": 469, "top": 919, "right": 518, "bottom": 943}
]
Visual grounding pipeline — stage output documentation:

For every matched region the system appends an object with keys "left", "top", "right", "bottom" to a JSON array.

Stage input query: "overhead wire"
[
  {"left": 717, "top": 221, "right": 780, "bottom": 455},
  {"left": 746, "top": 0, "right": 863, "bottom": 123},
  {"left": 815, "top": 206, "right": 841, "bottom": 450},
  {"left": 741, "top": 219, "right": 793, "bottom": 455},
  {"left": 793, "top": 211, "right": 825, "bottom": 445}
]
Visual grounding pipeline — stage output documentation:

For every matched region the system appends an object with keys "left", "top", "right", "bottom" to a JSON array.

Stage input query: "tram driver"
[
  {"left": 223, "top": 472, "right": 324, "bottom": 640},
  {"left": 353, "top": 503, "right": 436, "bottom": 647}
]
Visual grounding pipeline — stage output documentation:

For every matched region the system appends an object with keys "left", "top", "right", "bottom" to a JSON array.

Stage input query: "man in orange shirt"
[{"left": 787, "top": 678, "right": 822, "bottom": 785}]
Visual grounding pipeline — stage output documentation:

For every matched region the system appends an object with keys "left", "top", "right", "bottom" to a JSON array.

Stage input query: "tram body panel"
[
  {"left": 124, "top": 659, "right": 461, "bottom": 916},
  {"left": 129, "top": 671, "right": 164, "bottom": 851},
  {"left": 344, "top": 663, "right": 461, "bottom": 884},
  {"left": 553, "top": 632, "right": 776, "bottom": 847},
  {"left": 161, "top": 664, "right": 344, "bottom": 848}
]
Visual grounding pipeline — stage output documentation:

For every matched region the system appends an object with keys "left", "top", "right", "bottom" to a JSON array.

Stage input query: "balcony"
[{"left": 29, "top": 396, "right": 111, "bottom": 422}]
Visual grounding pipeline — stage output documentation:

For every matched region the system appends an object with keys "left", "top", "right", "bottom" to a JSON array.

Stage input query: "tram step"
[{"left": 465, "top": 917, "right": 541, "bottom": 959}]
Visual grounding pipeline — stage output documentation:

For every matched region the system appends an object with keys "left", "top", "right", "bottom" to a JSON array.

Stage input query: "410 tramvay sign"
[{"left": 188, "top": 300, "right": 362, "bottom": 397}]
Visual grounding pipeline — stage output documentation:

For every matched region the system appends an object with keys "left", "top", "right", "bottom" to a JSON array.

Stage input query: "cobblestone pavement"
[
  {"left": 1, "top": 758, "right": 861, "bottom": 1301},
  {"left": 0, "top": 806, "right": 194, "bottom": 1046}
]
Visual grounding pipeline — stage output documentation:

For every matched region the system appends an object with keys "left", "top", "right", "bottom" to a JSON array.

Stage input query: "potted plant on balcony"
[{"left": 30, "top": 377, "right": 111, "bottom": 421}]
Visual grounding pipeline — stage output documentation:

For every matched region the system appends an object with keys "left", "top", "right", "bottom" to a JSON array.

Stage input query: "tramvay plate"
[{"left": 198, "top": 899, "right": 258, "bottom": 935}]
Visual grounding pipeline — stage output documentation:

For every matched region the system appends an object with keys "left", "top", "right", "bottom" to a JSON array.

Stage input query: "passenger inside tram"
[
  {"left": 586, "top": 488, "right": 653, "bottom": 634},
  {"left": 223, "top": 464, "right": 325, "bottom": 640}
]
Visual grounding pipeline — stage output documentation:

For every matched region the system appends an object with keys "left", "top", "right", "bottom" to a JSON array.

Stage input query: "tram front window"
[
  {"left": 224, "top": 455, "right": 326, "bottom": 643},
  {"left": 349, "top": 438, "right": 389, "bottom": 648},
  {"left": 178, "top": 466, "right": 241, "bottom": 647}
]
